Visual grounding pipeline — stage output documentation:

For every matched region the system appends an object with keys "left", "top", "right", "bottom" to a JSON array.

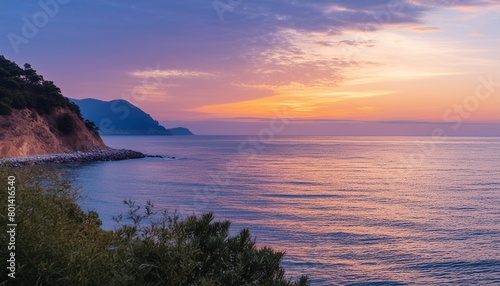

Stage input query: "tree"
[
  {"left": 0, "top": 101, "right": 11, "bottom": 115},
  {"left": 0, "top": 56, "right": 88, "bottom": 118},
  {"left": 57, "top": 113, "right": 76, "bottom": 135},
  {"left": 23, "top": 63, "right": 44, "bottom": 84},
  {"left": 84, "top": 119, "right": 99, "bottom": 133}
]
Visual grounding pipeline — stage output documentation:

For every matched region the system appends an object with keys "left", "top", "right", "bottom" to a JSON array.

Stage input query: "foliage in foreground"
[{"left": 0, "top": 167, "right": 309, "bottom": 286}]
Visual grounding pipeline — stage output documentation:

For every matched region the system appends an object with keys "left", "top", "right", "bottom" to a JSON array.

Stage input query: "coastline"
[{"left": 0, "top": 148, "right": 146, "bottom": 167}]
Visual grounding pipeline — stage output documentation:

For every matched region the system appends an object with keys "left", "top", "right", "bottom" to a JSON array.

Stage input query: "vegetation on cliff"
[
  {"left": 0, "top": 167, "right": 309, "bottom": 285},
  {"left": 0, "top": 55, "right": 97, "bottom": 134},
  {"left": 0, "top": 56, "right": 106, "bottom": 157}
]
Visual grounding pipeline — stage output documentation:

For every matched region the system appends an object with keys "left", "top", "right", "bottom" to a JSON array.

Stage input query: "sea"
[{"left": 68, "top": 136, "right": 500, "bottom": 285}]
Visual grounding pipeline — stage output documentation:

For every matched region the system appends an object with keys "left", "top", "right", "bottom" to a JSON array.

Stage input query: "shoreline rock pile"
[{"left": 0, "top": 149, "right": 146, "bottom": 167}]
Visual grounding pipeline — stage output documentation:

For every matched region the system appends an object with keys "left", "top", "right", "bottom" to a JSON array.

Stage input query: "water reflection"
[{"left": 72, "top": 136, "right": 500, "bottom": 285}]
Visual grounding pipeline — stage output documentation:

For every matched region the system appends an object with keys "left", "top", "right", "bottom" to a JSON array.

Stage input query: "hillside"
[
  {"left": 71, "top": 98, "right": 193, "bottom": 135},
  {"left": 0, "top": 56, "right": 106, "bottom": 158}
]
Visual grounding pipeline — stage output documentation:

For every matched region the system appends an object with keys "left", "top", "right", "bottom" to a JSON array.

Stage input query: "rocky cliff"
[
  {"left": 0, "top": 55, "right": 107, "bottom": 158},
  {"left": 0, "top": 108, "right": 106, "bottom": 158}
]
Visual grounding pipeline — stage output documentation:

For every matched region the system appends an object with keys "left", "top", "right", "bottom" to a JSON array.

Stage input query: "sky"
[{"left": 1, "top": 0, "right": 499, "bottom": 135}]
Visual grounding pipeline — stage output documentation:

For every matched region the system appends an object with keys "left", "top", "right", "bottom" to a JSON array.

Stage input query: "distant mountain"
[
  {"left": 71, "top": 98, "right": 193, "bottom": 135},
  {"left": 167, "top": 127, "right": 194, "bottom": 135}
]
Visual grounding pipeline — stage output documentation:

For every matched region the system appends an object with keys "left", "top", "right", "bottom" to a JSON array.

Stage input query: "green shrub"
[
  {"left": 113, "top": 200, "right": 308, "bottom": 285},
  {"left": 0, "top": 167, "right": 309, "bottom": 285},
  {"left": 84, "top": 119, "right": 99, "bottom": 134},
  {"left": 56, "top": 113, "right": 76, "bottom": 135},
  {"left": 0, "top": 101, "right": 11, "bottom": 115},
  {"left": 0, "top": 167, "right": 115, "bottom": 285}
]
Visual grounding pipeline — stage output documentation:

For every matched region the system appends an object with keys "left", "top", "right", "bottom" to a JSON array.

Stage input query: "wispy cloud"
[
  {"left": 3, "top": 0, "right": 499, "bottom": 124},
  {"left": 410, "top": 27, "right": 440, "bottom": 33},
  {"left": 130, "top": 70, "right": 213, "bottom": 78},
  {"left": 193, "top": 81, "right": 398, "bottom": 119}
]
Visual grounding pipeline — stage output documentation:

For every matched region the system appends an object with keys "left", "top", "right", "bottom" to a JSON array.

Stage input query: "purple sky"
[{"left": 1, "top": 0, "right": 499, "bottom": 135}]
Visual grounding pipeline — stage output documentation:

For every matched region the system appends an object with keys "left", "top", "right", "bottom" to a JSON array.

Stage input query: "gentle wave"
[{"left": 72, "top": 136, "right": 500, "bottom": 285}]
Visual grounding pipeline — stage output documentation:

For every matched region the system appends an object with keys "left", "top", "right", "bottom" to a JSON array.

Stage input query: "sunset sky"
[{"left": 1, "top": 0, "right": 499, "bottom": 135}]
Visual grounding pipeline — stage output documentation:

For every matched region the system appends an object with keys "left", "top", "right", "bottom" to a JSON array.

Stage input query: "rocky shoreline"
[{"left": 0, "top": 148, "right": 146, "bottom": 167}]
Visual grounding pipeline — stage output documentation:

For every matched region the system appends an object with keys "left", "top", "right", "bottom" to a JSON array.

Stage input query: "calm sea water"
[{"left": 69, "top": 136, "right": 500, "bottom": 285}]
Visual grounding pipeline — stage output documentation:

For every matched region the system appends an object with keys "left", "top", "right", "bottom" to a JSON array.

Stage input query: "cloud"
[
  {"left": 410, "top": 26, "right": 440, "bottom": 33},
  {"left": 130, "top": 70, "right": 213, "bottom": 78},
  {"left": 116, "top": 0, "right": 496, "bottom": 89},
  {"left": 117, "top": 0, "right": 496, "bottom": 115},
  {"left": 192, "top": 80, "right": 398, "bottom": 119},
  {"left": 6, "top": 0, "right": 497, "bottom": 121},
  {"left": 466, "top": 32, "right": 484, "bottom": 37},
  {"left": 408, "top": 0, "right": 497, "bottom": 8}
]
